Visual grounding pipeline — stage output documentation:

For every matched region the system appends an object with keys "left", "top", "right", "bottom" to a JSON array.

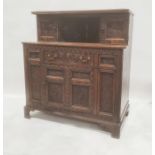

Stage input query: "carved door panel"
[
  {"left": 68, "top": 67, "right": 94, "bottom": 113},
  {"left": 97, "top": 54, "right": 118, "bottom": 120},
  {"left": 97, "top": 69, "right": 116, "bottom": 118},
  {"left": 29, "top": 65, "right": 42, "bottom": 102},
  {"left": 42, "top": 65, "right": 67, "bottom": 109}
]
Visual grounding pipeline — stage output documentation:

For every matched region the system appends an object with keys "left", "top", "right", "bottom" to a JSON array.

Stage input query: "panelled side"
[
  {"left": 23, "top": 44, "right": 42, "bottom": 108},
  {"left": 120, "top": 13, "right": 133, "bottom": 119}
]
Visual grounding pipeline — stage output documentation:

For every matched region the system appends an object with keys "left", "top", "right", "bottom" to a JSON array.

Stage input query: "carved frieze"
[{"left": 43, "top": 46, "right": 95, "bottom": 66}]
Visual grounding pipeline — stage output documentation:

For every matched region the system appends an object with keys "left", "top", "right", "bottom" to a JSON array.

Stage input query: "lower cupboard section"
[{"left": 23, "top": 43, "right": 130, "bottom": 138}]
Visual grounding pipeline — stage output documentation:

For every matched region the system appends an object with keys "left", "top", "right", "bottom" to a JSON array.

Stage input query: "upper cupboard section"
[{"left": 33, "top": 10, "right": 132, "bottom": 44}]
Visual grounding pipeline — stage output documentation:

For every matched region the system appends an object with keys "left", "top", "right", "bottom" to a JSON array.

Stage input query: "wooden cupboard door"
[
  {"left": 42, "top": 65, "right": 66, "bottom": 109},
  {"left": 97, "top": 69, "right": 116, "bottom": 117},
  {"left": 29, "top": 65, "right": 42, "bottom": 101},
  {"left": 97, "top": 53, "right": 120, "bottom": 120},
  {"left": 69, "top": 67, "right": 94, "bottom": 113}
]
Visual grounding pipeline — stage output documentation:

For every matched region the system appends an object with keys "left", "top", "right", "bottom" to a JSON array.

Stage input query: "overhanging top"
[
  {"left": 22, "top": 41, "right": 127, "bottom": 49},
  {"left": 32, "top": 9, "right": 133, "bottom": 15}
]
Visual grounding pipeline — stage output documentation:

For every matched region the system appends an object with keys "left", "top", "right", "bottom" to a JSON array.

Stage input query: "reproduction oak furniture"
[{"left": 23, "top": 9, "right": 133, "bottom": 138}]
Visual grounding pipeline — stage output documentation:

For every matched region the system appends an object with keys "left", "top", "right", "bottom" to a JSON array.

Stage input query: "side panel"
[
  {"left": 121, "top": 14, "right": 133, "bottom": 118},
  {"left": 23, "top": 45, "right": 42, "bottom": 106}
]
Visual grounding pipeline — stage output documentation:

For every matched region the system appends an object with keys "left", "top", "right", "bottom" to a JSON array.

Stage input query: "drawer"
[
  {"left": 27, "top": 47, "right": 41, "bottom": 65},
  {"left": 99, "top": 54, "right": 118, "bottom": 70},
  {"left": 28, "top": 47, "right": 40, "bottom": 59},
  {"left": 44, "top": 47, "right": 94, "bottom": 66}
]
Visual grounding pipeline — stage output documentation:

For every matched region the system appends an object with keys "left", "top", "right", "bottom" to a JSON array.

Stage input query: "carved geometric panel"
[
  {"left": 99, "top": 71, "right": 114, "bottom": 114},
  {"left": 48, "top": 83, "right": 64, "bottom": 104},
  {"left": 72, "top": 85, "right": 89, "bottom": 107},
  {"left": 30, "top": 66, "right": 41, "bottom": 100}
]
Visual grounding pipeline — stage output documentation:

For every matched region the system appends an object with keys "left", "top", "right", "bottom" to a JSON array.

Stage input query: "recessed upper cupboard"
[{"left": 33, "top": 10, "right": 132, "bottom": 44}]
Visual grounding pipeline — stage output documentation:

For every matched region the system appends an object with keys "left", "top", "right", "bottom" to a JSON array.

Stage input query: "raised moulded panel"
[
  {"left": 72, "top": 85, "right": 90, "bottom": 107},
  {"left": 48, "top": 82, "right": 64, "bottom": 104},
  {"left": 30, "top": 65, "right": 41, "bottom": 100},
  {"left": 69, "top": 67, "right": 94, "bottom": 113},
  {"left": 98, "top": 70, "right": 115, "bottom": 115}
]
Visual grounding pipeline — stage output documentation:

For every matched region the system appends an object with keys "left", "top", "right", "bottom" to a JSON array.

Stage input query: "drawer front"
[
  {"left": 99, "top": 54, "right": 117, "bottom": 70},
  {"left": 98, "top": 49, "right": 122, "bottom": 70},
  {"left": 27, "top": 46, "right": 41, "bottom": 65},
  {"left": 43, "top": 46, "right": 94, "bottom": 66}
]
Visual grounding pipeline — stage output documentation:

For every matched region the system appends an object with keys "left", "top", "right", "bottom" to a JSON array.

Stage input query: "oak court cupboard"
[{"left": 23, "top": 9, "right": 133, "bottom": 138}]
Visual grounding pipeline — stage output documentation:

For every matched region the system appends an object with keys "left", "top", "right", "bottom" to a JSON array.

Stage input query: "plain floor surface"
[{"left": 4, "top": 96, "right": 151, "bottom": 155}]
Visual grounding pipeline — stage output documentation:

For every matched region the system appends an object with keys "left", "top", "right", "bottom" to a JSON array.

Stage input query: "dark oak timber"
[{"left": 23, "top": 9, "right": 133, "bottom": 138}]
